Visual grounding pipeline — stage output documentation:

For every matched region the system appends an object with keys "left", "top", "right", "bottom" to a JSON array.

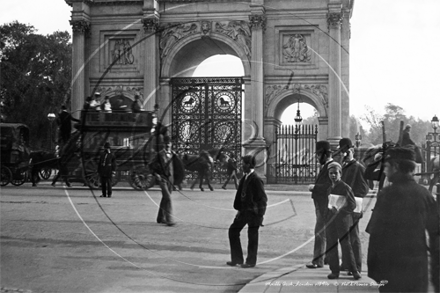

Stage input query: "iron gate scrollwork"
[
  {"left": 270, "top": 124, "right": 318, "bottom": 184},
  {"left": 171, "top": 77, "right": 243, "bottom": 182}
]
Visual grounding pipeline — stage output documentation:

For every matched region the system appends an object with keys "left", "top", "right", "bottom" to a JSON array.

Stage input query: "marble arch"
[{"left": 66, "top": 0, "right": 354, "bottom": 180}]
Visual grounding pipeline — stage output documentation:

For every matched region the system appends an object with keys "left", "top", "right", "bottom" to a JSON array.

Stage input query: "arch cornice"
[
  {"left": 160, "top": 32, "right": 251, "bottom": 78},
  {"left": 265, "top": 83, "right": 328, "bottom": 119}
]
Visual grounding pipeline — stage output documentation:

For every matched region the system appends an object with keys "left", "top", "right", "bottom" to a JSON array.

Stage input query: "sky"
[{"left": 1, "top": 0, "right": 439, "bottom": 125}]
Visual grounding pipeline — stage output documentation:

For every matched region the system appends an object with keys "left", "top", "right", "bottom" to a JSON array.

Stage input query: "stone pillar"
[
  {"left": 159, "top": 79, "right": 171, "bottom": 127},
  {"left": 244, "top": 9, "right": 267, "bottom": 179},
  {"left": 70, "top": 19, "right": 90, "bottom": 119},
  {"left": 327, "top": 6, "right": 343, "bottom": 145},
  {"left": 142, "top": 2, "right": 160, "bottom": 112}
]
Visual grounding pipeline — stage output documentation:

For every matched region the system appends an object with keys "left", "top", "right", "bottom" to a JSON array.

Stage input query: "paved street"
[{"left": 2, "top": 182, "right": 377, "bottom": 293}]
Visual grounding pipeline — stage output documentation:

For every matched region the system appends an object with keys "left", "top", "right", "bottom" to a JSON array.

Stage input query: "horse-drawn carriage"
[
  {"left": 1, "top": 123, "right": 31, "bottom": 186},
  {"left": 30, "top": 110, "right": 157, "bottom": 190}
]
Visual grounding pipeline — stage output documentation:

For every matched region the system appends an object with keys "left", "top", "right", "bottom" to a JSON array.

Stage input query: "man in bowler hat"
[
  {"left": 227, "top": 155, "right": 267, "bottom": 268},
  {"left": 98, "top": 142, "right": 116, "bottom": 198},
  {"left": 306, "top": 140, "right": 333, "bottom": 268}
]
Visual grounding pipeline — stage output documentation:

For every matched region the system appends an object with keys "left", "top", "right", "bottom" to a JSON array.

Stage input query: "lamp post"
[
  {"left": 355, "top": 132, "right": 362, "bottom": 148},
  {"left": 47, "top": 113, "right": 56, "bottom": 150},
  {"left": 425, "top": 115, "right": 439, "bottom": 179}
]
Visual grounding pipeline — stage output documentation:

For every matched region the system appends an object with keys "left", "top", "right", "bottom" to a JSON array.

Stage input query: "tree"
[
  {"left": 0, "top": 21, "right": 72, "bottom": 149},
  {"left": 361, "top": 103, "right": 432, "bottom": 146}
]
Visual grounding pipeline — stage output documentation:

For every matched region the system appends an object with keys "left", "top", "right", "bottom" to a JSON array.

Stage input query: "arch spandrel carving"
[
  {"left": 265, "top": 83, "right": 328, "bottom": 120},
  {"left": 160, "top": 29, "right": 251, "bottom": 78}
]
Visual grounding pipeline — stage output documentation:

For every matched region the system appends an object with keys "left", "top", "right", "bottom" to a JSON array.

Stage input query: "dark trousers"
[
  {"left": 312, "top": 199, "right": 327, "bottom": 266},
  {"left": 52, "top": 165, "right": 70, "bottom": 186},
  {"left": 326, "top": 212, "right": 357, "bottom": 274},
  {"left": 156, "top": 177, "right": 174, "bottom": 224},
  {"left": 228, "top": 211, "right": 261, "bottom": 265},
  {"left": 100, "top": 176, "right": 112, "bottom": 196},
  {"left": 341, "top": 212, "right": 362, "bottom": 272}
]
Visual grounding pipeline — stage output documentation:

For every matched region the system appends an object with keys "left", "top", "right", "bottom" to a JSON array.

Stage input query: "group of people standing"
[
  {"left": 83, "top": 92, "right": 144, "bottom": 113},
  {"left": 306, "top": 137, "right": 439, "bottom": 292}
]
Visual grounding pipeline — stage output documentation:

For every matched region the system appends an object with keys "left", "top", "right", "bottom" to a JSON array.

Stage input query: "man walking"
[
  {"left": 306, "top": 141, "right": 333, "bottom": 268},
  {"left": 227, "top": 155, "right": 267, "bottom": 268},
  {"left": 98, "top": 142, "right": 116, "bottom": 198},
  {"left": 338, "top": 138, "right": 369, "bottom": 275},
  {"left": 367, "top": 147, "right": 439, "bottom": 292},
  {"left": 149, "top": 135, "right": 185, "bottom": 226}
]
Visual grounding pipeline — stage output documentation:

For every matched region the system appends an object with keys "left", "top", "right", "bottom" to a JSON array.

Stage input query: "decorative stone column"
[
  {"left": 70, "top": 19, "right": 90, "bottom": 119},
  {"left": 142, "top": 16, "right": 160, "bottom": 112},
  {"left": 327, "top": 7, "right": 343, "bottom": 145},
  {"left": 244, "top": 11, "right": 267, "bottom": 178}
]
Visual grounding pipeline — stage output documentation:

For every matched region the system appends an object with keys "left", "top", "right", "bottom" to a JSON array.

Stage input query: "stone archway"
[{"left": 158, "top": 28, "right": 251, "bottom": 135}]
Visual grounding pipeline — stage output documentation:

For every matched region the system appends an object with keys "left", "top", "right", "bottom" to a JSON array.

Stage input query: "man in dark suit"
[
  {"left": 306, "top": 140, "right": 333, "bottom": 268},
  {"left": 98, "top": 142, "right": 116, "bottom": 198},
  {"left": 57, "top": 105, "right": 80, "bottom": 145},
  {"left": 149, "top": 135, "right": 185, "bottom": 226},
  {"left": 367, "top": 147, "right": 439, "bottom": 292},
  {"left": 227, "top": 155, "right": 267, "bottom": 268}
]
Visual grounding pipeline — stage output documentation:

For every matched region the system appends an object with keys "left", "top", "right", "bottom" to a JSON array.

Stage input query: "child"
[{"left": 325, "top": 161, "right": 360, "bottom": 280}]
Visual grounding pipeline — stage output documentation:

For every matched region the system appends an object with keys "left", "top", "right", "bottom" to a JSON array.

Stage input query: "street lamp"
[
  {"left": 426, "top": 115, "right": 439, "bottom": 142},
  {"left": 355, "top": 132, "right": 362, "bottom": 148},
  {"left": 47, "top": 113, "right": 56, "bottom": 150}
]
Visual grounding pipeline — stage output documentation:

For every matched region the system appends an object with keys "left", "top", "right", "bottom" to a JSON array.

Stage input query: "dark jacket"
[
  {"left": 97, "top": 151, "right": 116, "bottom": 177},
  {"left": 149, "top": 150, "right": 185, "bottom": 186},
  {"left": 367, "top": 174, "right": 439, "bottom": 292},
  {"left": 58, "top": 111, "right": 79, "bottom": 141},
  {"left": 233, "top": 172, "right": 267, "bottom": 217},
  {"left": 342, "top": 160, "right": 369, "bottom": 198},
  {"left": 327, "top": 180, "right": 356, "bottom": 215},
  {"left": 311, "top": 160, "right": 333, "bottom": 208}
]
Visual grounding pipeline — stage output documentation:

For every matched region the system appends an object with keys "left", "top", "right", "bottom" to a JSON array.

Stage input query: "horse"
[
  {"left": 29, "top": 132, "right": 82, "bottom": 186},
  {"left": 180, "top": 148, "right": 227, "bottom": 191}
]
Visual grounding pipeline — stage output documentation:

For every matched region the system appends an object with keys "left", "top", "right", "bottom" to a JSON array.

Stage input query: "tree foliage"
[
  {"left": 0, "top": 21, "right": 72, "bottom": 149},
  {"left": 361, "top": 103, "right": 433, "bottom": 146}
]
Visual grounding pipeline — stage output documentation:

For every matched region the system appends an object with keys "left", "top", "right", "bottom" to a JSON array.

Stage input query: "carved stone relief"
[
  {"left": 249, "top": 14, "right": 266, "bottom": 31},
  {"left": 264, "top": 83, "right": 328, "bottom": 116},
  {"left": 159, "top": 23, "right": 198, "bottom": 58},
  {"left": 70, "top": 20, "right": 90, "bottom": 34},
  {"left": 200, "top": 20, "right": 212, "bottom": 36},
  {"left": 327, "top": 12, "right": 344, "bottom": 29},
  {"left": 142, "top": 18, "right": 159, "bottom": 32},
  {"left": 111, "top": 39, "right": 135, "bottom": 65},
  {"left": 214, "top": 21, "right": 251, "bottom": 57},
  {"left": 282, "top": 34, "right": 311, "bottom": 63},
  {"left": 159, "top": 20, "right": 252, "bottom": 60}
]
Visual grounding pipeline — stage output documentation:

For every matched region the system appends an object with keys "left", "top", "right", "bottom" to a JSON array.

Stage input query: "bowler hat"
[
  {"left": 338, "top": 138, "right": 353, "bottom": 151},
  {"left": 104, "top": 142, "right": 111, "bottom": 149},
  {"left": 316, "top": 141, "right": 331, "bottom": 152},
  {"left": 242, "top": 155, "right": 256, "bottom": 168}
]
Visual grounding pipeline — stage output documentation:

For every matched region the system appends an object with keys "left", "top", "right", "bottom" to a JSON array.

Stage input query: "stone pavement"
[{"left": 239, "top": 265, "right": 380, "bottom": 293}]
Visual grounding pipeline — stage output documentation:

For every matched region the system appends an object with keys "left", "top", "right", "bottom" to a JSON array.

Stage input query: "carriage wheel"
[
  {"left": 1, "top": 166, "right": 12, "bottom": 186},
  {"left": 11, "top": 170, "right": 27, "bottom": 186},
  {"left": 39, "top": 168, "right": 52, "bottom": 180},
  {"left": 83, "top": 160, "right": 120, "bottom": 189},
  {"left": 128, "top": 166, "right": 155, "bottom": 190}
]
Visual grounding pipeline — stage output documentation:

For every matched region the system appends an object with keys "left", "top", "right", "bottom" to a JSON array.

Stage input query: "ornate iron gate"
[
  {"left": 270, "top": 124, "right": 318, "bottom": 184},
  {"left": 170, "top": 77, "right": 243, "bottom": 181}
]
